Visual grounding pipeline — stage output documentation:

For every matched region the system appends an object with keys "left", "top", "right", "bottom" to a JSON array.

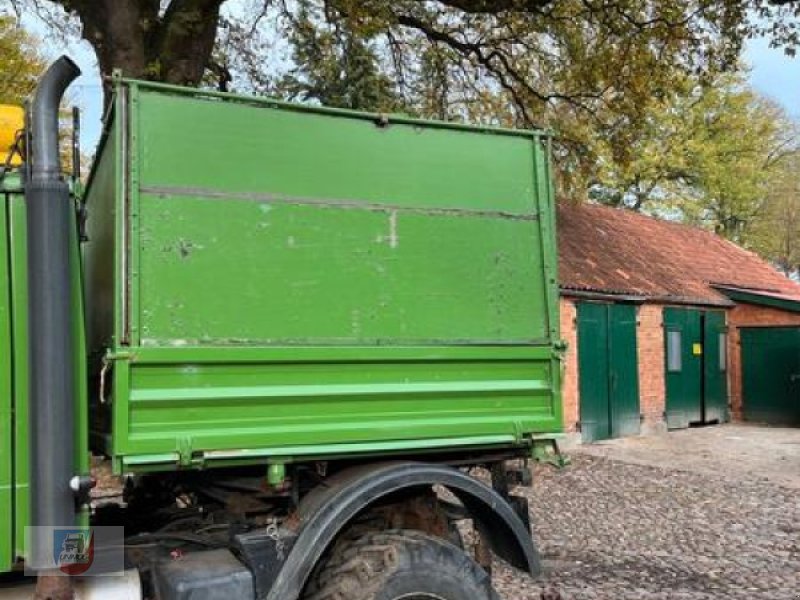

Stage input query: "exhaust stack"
[{"left": 25, "top": 56, "right": 81, "bottom": 580}]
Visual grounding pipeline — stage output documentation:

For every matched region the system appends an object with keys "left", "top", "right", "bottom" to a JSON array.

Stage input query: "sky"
[
  {"left": 22, "top": 17, "right": 800, "bottom": 156},
  {"left": 746, "top": 36, "right": 800, "bottom": 120}
]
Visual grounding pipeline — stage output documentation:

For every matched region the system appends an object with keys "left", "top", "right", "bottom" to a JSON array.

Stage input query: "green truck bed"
[{"left": 83, "top": 80, "right": 562, "bottom": 473}]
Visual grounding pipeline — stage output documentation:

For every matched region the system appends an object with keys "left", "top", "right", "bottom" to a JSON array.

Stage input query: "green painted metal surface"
[
  {"left": 0, "top": 176, "right": 14, "bottom": 571},
  {"left": 741, "top": 327, "right": 800, "bottom": 426},
  {"left": 609, "top": 304, "right": 641, "bottom": 437},
  {"left": 577, "top": 302, "right": 640, "bottom": 442},
  {"left": 83, "top": 80, "right": 562, "bottom": 471},
  {"left": 664, "top": 307, "right": 728, "bottom": 429},
  {"left": 8, "top": 189, "right": 29, "bottom": 566},
  {"left": 664, "top": 307, "right": 703, "bottom": 429},
  {"left": 577, "top": 302, "right": 610, "bottom": 442},
  {"left": 134, "top": 93, "right": 547, "bottom": 345},
  {"left": 7, "top": 183, "right": 27, "bottom": 569},
  {"left": 702, "top": 311, "right": 728, "bottom": 424},
  {"left": 717, "top": 286, "right": 800, "bottom": 314}
]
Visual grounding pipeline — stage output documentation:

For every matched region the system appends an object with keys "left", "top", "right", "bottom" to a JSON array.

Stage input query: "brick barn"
[{"left": 557, "top": 202, "right": 800, "bottom": 443}]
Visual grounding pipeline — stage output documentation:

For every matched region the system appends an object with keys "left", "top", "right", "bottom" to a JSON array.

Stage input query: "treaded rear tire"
[{"left": 303, "top": 529, "right": 499, "bottom": 600}]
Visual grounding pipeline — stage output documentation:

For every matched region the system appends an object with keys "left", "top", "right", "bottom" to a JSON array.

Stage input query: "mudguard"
[{"left": 266, "top": 461, "right": 540, "bottom": 600}]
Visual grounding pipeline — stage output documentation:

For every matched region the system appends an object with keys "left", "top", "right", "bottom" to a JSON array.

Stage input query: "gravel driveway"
[{"left": 493, "top": 425, "right": 800, "bottom": 600}]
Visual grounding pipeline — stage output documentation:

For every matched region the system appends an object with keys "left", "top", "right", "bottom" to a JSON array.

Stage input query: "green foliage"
[
  {"left": 680, "top": 82, "right": 793, "bottom": 241},
  {"left": 275, "top": 2, "right": 401, "bottom": 111},
  {"left": 0, "top": 14, "right": 44, "bottom": 105},
  {"left": 748, "top": 152, "right": 800, "bottom": 274},
  {"left": 586, "top": 74, "right": 800, "bottom": 272},
  {"left": 590, "top": 72, "right": 797, "bottom": 242}
]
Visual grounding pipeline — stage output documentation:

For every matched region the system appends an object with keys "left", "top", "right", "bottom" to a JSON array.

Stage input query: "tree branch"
[{"left": 425, "top": 0, "right": 554, "bottom": 15}]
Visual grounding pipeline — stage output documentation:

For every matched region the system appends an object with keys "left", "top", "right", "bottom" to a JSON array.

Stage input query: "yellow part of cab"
[{"left": 0, "top": 105, "right": 24, "bottom": 166}]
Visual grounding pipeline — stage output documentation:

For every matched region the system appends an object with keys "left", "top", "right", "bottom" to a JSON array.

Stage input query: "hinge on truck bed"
[{"left": 177, "top": 437, "right": 193, "bottom": 467}]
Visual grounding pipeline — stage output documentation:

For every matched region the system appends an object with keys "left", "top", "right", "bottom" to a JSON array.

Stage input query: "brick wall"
[
  {"left": 559, "top": 297, "right": 579, "bottom": 433},
  {"left": 726, "top": 303, "right": 800, "bottom": 420},
  {"left": 636, "top": 304, "right": 666, "bottom": 433}
]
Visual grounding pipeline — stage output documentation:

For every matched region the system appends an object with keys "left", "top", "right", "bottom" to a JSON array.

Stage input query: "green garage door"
[
  {"left": 741, "top": 327, "right": 800, "bottom": 426},
  {"left": 664, "top": 308, "right": 702, "bottom": 428},
  {"left": 702, "top": 311, "right": 728, "bottom": 424},
  {"left": 577, "top": 302, "right": 640, "bottom": 442},
  {"left": 664, "top": 308, "right": 728, "bottom": 429}
]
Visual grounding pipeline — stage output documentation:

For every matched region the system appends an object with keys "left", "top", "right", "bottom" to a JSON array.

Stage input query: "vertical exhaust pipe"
[{"left": 25, "top": 56, "right": 81, "bottom": 595}]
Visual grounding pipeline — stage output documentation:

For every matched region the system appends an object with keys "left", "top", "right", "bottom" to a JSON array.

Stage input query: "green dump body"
[{"left": 83, "top": 80, "right": 563, "bottom": 473}]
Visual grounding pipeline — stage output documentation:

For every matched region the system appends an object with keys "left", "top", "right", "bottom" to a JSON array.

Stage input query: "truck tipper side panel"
[
  {"left": 0, "top": 177, "right": 14, "bottom": 570},
  {"left": 84, "top": 81, "right": 562, "bottom": 471},
  {"left": 7, "top": 188, "right": 27, "bottom": 568}
]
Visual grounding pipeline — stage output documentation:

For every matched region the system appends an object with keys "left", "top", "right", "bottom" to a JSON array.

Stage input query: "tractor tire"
[{"left": 303, "top": 529, "right": 500, "bottom": 600}]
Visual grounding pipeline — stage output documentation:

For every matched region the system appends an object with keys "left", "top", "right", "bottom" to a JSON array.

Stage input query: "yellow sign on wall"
[
  {"left": 692, "top": 343, "right": 703, "bottom": 356},
  {"left": 0, "top": 105, "right": 24, "bottom": 166}
]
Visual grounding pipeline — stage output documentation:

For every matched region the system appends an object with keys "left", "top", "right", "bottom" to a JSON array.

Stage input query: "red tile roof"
[{"left": 557, "top": 201, "right": 800, "bottom": 306}]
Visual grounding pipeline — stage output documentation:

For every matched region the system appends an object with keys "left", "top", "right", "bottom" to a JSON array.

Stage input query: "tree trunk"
[{"left": 66, "top": 0, "right": 224, "bottom": 99}]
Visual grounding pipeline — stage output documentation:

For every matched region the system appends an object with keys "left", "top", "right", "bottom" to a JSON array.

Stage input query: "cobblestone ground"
[{"left": 492, "top": 454, "right": 800, "bottom": 600}]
